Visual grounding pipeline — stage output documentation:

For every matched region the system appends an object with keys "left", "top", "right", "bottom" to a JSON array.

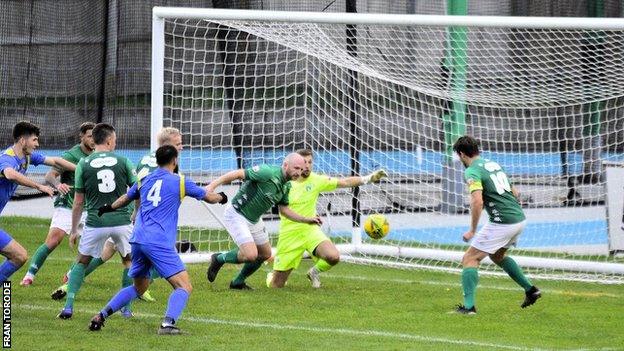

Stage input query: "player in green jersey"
[
  {"left": 206, "top": 153, "right": 322, "bottom": 290},
  {"left": 58, "top": 123, "right": 137, "bottom": 319},
  {"left": 267, "top": 149, "right": 387, "bottom": 288},
  {"left": 452, "top": 135, "right": 541, "bottom": 314},
  {"left": 50, "top": 128, "right": 182, "bottom": 303},
  {"left": 21, "top": 122, "right": 95, "bottom": 286}
]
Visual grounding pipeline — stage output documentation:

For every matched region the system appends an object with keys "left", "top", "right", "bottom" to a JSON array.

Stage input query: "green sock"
[
  {"left": 217, "top": 248, "right": 240, "bottom": 264},
  {"left": 314, "top": 259, "right": 332, "bottom": 273},
  {"left": 84, "top": 257, "right": 105, "bottom": 277},
  {"left": 462, "top": 267, "right": 479, "bottom": 309},
  {"left": 232, "top": 259, "right": 264, "bottom": 285},
  {"left": 499, "top": 257, "right": 533, "bottom": 291},
  {"left": 27, "top": 244, "right": 52, "bottom": 275},
  {"left": 64, "top": 263, "right": 86, "bottom": 310},
  {"left": 121, "top": 268, "right": 132, "bottom": 311}
]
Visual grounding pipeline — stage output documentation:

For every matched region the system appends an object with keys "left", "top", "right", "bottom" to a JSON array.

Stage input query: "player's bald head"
[{"left": 282, "top": 152, "right": 305, "bottom": 180}]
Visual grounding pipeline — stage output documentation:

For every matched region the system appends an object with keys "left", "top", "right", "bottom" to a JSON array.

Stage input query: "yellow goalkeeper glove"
[{"left": 363, "top": 169, "right": 388, "bottom": 184}]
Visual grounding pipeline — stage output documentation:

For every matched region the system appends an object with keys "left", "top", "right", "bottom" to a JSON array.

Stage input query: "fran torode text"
[{"left": 3, "top": 281, "right": 10, "bottom": 349}]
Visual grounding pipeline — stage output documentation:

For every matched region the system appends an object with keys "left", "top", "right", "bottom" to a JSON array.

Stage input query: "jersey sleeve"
[
  {"left": 126, "top": 183, "right": 140, "bottom": 200},
  {"left": 244, "top": 164, "right": 274, "bottom": 182},
  {"left": 277, "top": 183, "right": 291, "bottom": 206},
  {"left": 464, "top": 167, "right": 483, "bottom": 193},
  {"left": 316, "top": 173, "right": 339, "bottom": 193},
  {"left": 0, "top": 154, "right": 14, "bottom": 175},
  {"left": 74, "top": 160, "right": 85, "bottom": 193},
  {"left": 183, "top": 177, "right": 207, "bottom": 200},
  {"left": 125, "top": 158, "right": 138, "bottom": 186},
  {"left": 30, "top": 152, "right": 46, "bottom": 166}
]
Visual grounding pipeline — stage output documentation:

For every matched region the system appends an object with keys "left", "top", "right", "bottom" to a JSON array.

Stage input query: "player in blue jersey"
[
  {"left": 89, "top": 145, "right": 227, "bottom": 334},
  {"left": 0, "top": 121, "right": 77, "bottom": 282}
]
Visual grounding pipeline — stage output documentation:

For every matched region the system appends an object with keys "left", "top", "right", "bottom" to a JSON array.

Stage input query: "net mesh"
[{"left": 159, "top": 14, "right": 624, "bottom": 282}]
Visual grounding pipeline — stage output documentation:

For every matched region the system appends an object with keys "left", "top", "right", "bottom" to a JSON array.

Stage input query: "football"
[{"left": 363, "top": 213, "right": 390, "bottom": 239}]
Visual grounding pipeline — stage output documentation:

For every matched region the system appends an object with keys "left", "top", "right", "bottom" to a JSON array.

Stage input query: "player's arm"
[
  {"left": 463, "top": 190, "right": 484, "bottom": 242},
  {"left": 1, "top": 167, "right": 54, "bottom": 197},
  {"left": 511, "top": 186, "right": 520, "bottom": 201},
  {"left": 336, "top": 169, "right": 387, "bottom": 188},
  {"left": 68, "top": 191, "right": 85, "bottom": 250},
  {"left": 203, "top": 191, "right": 228, "bottom": 204},
  {"left": 43, "top": 156, "right": 76, "bottom": 172},
  {"left": 98, "top": 183, "right": 140, "bottom": 216},
  {"left": 206, "top": 169, "right": 245, "bottom": 193},
  {"left": 44, "top": 167, "right": 71, "bottom": 195},
  {"left": 278, "top": 205, "right": 322, "bottom": 225}
]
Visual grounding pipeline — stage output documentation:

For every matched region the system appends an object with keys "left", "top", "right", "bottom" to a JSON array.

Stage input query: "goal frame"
[{"left": 151, "top": 7, "right": 624, "bottom": 281}]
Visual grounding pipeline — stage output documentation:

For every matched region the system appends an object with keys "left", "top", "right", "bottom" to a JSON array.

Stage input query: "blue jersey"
[
  {"left": 0, "top": 147, "right": 46, "bottom": 214},
  {"left": 127, "top": 168, "right": 206, "bottom": 249}
]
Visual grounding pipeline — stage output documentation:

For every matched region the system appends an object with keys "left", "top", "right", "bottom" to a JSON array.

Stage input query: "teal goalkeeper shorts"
[{"left": 273, "top": 226, "right": 329, "bottom": 271}]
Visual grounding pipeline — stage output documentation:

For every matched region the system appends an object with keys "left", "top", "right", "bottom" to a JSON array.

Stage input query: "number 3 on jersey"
[
  {"left": 485, "top": 161, "right": 511, "bottom": 195},
  {"left": 146, "top": 180, "right": 163, "bottom": 207},
  {"left": 96, "top": 169, "right": 116, "bottom": 193}
]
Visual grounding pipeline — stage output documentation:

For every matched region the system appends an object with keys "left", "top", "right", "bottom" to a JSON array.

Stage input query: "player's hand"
[
  {"left": 56, "top": 183, "right": 71, "bottom": 195},
  {"left": 37, "top": 184, "right": 55, "bottom": 197},
  {"left": 308, "top": 216, "right": 323, "bottom": 226},
  {"left": 69, "top": 232, "right": 79, "bottom": 251},
  {"left": 369, "top": 169, "right": 388, "bottom": 183},
  {"left": 218, "top": 192, "right": 228, "bottom": 204},
  {"left": 462, "top": 230, "right": 475, "bottom": 242},
  {"left": 98, "top": 204, "right": 114, "bottom": 217}
]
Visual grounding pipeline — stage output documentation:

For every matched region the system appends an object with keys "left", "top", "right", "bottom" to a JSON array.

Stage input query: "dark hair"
[
  {"left": 92, "top": 123, "right": 116, "bottom": 145},
  {"left": 156, "top": 145, "right": 178, "bottom": 166},
  {"left": 452, "top": 135, "right": 480, "bottom": 157},
  {"left": 12, "top": 121, "right": 41, "bottom": 141},
  {"left": 295, "top": 149, "right": 313, "bottom": 158},
  {"left": 79, "top": 122, "right": 96, "bottom": 135}
]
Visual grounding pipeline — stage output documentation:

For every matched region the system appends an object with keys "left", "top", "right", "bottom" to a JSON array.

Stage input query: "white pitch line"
[{"left": 18, "top": 304, "right": 557, "bottom": 351}]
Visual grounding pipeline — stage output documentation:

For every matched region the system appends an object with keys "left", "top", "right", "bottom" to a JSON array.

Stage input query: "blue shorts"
[
  {"left": 128, "top": 243, "right": 185, "bottom": 280},
  {"left": 0, "top": 229, "right": 13, "bottom": 250}
]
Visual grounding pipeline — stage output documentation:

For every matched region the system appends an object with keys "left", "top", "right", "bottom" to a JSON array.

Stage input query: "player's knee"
[
  {"left": 325, "top": 252, "right": 340, "bottom": 265},
  {"left": 489, "top": 252, "right": 505, "bottom": 265},
  {"left": 461, "top": 253, "right": 479, "bottom": 267},
  {"left": 256, "top": 253, "right": 271, "bottom": 262},
  {"left": 12, "top": 248, "right": 28, "bottom": 266},
  {"left": 240, "top": 251, "right": 258, "bottom": 262}
]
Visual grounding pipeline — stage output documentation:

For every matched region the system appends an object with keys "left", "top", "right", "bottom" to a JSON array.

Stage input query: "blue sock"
[
  {"left": 0, "top": 260, "right": 21, "bottom": 281},
  {"left": 164, "top": 288, "right": 189, "bottom": 323},
  {"left": 100, "top": 286, "right": 140, "bottom": 318}
]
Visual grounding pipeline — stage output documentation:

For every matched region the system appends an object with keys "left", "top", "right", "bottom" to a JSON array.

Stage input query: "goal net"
[{"left": 152, "top": 8, "right": 624, "bottom": 283}]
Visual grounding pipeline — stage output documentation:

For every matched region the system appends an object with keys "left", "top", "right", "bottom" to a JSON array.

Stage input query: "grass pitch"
[{"left": 3, "top": 216, "right": 623, "bottom": 350}]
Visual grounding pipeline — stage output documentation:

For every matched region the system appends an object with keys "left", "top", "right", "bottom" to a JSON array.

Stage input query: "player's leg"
[
  {"left": 111, "top": 224, "right": 134, "bottom": 317},
  {"left": 90, "top": 243, "right": 150, "bottom": 331},
  {"left": 59, "top": 225, "right": 107, "bottom": 319},
  {"left": 207, "top": 205, "right": 256, "bottom": 282},
  {"left": 230, "top": 220, "right": 270, "bottom": 289},
  {"left": 456, "top": 246, "right": 488, "bottom": 314},
  {"left": 0, "top": 231, "right": 28, "bottom": 282},
  {"left": 268, "top": 230, "right": 306, "bottom": 288},
  {"left": 307, "top": 229, "right": 340, "bottom": 288},
  {"left": 22, "top": 208, "right": 71, "bottom": 285},
  {"left": 488, "top": 221, "right": 541, "bottom": 308}
]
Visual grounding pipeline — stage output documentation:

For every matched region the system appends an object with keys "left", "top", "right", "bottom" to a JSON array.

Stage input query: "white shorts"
[
  {"left": 471, "top": 220, "right": 526, "bottom": 254},
  {"left": 79, "top": 224, "right": 133, "bottom": 258},
  {"left": 49, "top": 208, "right": 87, "bottom": 235},
  {"left": 223, "top": 204, "right": 269, "bottom": 246}
]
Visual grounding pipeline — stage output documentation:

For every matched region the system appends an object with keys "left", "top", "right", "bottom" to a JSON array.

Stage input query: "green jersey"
[
  {"left": 136, "top": 151, "right": 157, "bottom": 181},
  {"left": 231, "top": 164, "right": 291, "bottom": 223},
  {"left": 279, "top": 172, "right": 338, "bottom": 234},
  {"left": 464, "top": 157, "right": 525, "bottom": 224},
  {"left": 75, "top": 151, "right": 137, "bottom": 227},
  {"left": 53, "top": 144, "right": 89, "bottom": 209}
]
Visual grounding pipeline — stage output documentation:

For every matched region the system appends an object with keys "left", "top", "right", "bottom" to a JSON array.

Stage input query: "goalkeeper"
[{"left": 267, "top": 149, "right": 387, "bottom": 288}]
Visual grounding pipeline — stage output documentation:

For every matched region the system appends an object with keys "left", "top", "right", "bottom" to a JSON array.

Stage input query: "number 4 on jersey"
[{"left": 147, "top": 180, "right": 163, "bottom": 207}]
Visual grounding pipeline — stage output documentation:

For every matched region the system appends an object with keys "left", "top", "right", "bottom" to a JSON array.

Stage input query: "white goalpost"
[{"left": 151, "top": 7, "right": 624, "bottom": 283}]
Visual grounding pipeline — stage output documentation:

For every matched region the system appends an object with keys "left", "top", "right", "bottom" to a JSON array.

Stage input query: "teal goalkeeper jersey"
[{"left": 464, "top": 157, "right": 525, "bottom": 224}]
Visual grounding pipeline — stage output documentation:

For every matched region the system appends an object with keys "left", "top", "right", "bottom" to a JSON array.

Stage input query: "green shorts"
[{"left": 273, "top": 226, "right": 329, "bottom": 271}]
